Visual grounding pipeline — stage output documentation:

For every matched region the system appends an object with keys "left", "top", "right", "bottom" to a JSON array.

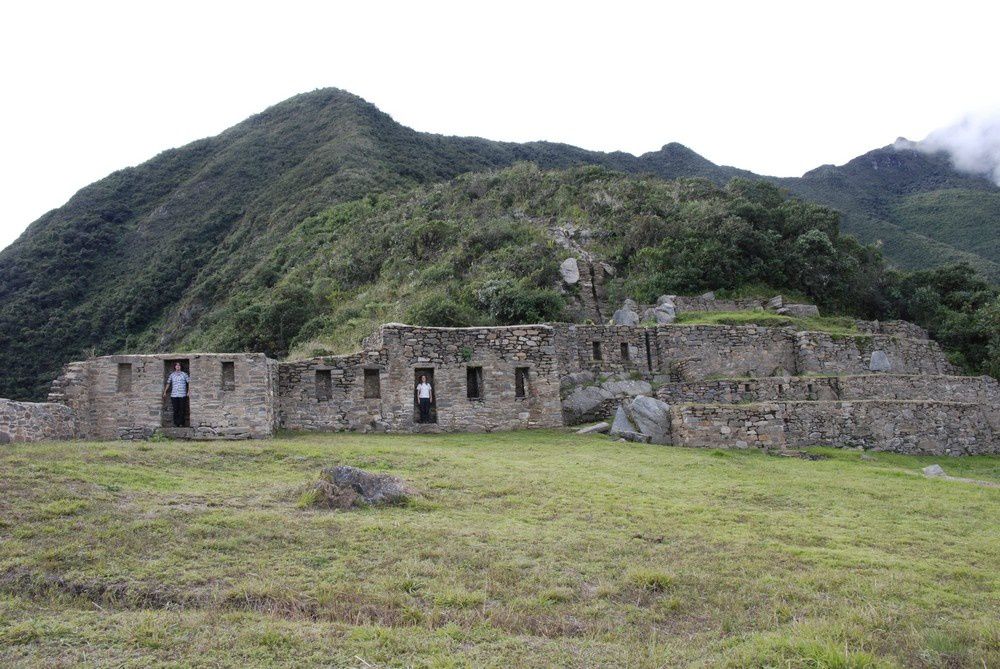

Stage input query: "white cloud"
[{"left": 897, "top": 111, "right": 1000, "bottom": 185}]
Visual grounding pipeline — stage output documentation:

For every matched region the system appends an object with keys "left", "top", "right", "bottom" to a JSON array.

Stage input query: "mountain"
[
  {"left": 777, "top": 146, "right": 1000, "bottom": 280},
  {"left": 1, "top": 88, "right": 998, "bottom": 400}
]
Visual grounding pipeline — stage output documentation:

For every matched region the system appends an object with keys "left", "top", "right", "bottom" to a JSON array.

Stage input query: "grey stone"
[
  {"left": 700, "top": 291, "right": 716, "bottom": 300},
  {"left": 627, "top": 395, "right": 672, "bottom": 444},
  {"left": 609, "top": 405, "right": 637, "bottom": 436},
  {"left": 560, "top": 257, "right": 580, "bottom": 284},
  {"left": 600, "top": 379, "right": 653, "bottom": 396},
  {"left": 766, "top": 295, "right": 784, "bottom": 310},
  {"left": 922, "top": 464, "right": 945, "bottom": 477},
  {"left": 576, "top": 421, "right": 610, "bottom": 434},
  {"left": 618, "top": 431, "right": 651, "bottom": 443},
  {"left": 653, "top": 304, "right": 676, "bottom": 324},
  {"left": 656, "top": 295, "right": 676, "bottom": 307},
  {"left": 562, "top": 386, "right": 614, "bottom": 416},
  {"left": 869, "top": 350, "right": 892, "bottom": 372},
  {"left": 777, "top": 304, "right": 820, "bottom": 317},
  {"left": 623, "top": 298, "right": 638, "bottom": 310},
  {"left": 611, "top": 308, "right": 640, "bottom": 326},
  {"left": 771, "top": 367, "right": 792, "bottom": 378},
  {"left": 314, "top": 466, "right": 415, "bottom": 509},
  {"left": 560, "top": 370, "right": 596, "bottom": 389}
]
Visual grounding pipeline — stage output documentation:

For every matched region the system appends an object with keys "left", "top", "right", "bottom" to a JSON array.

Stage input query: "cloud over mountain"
[{"left": 897, "top": 110, "right": 1000, "bottom": 185}]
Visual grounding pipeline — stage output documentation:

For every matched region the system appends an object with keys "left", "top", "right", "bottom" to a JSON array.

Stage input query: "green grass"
[
  {"left": 1, "top": 431, "right": 997, "bottom": 667},
  {"left": 674, "top": 310, "right": 860, "bottom": 335}
]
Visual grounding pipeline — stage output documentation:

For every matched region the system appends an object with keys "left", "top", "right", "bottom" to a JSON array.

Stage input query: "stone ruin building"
[{"left": 2, "top": 294, "right": 997, "bottom": 456}]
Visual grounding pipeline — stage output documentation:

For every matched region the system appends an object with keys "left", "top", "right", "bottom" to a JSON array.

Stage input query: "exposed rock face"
[
  {"left": 560, "top": 257, "right": 580, "bottom": 284},
  {"left": 869, "top": 350, "right": 892, "bottom": 372},
  {"left": 311, "top": 466, "right": 414, "bottom": 509}
]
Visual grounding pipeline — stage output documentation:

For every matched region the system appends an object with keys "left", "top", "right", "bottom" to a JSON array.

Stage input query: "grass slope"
[{"left": 2, "top": 432, "right": 997, "bottom": 667}]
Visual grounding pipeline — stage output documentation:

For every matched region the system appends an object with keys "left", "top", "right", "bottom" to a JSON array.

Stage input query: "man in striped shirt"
[{"left": 162, "top": 363, "right": 191, "bottom": 427}]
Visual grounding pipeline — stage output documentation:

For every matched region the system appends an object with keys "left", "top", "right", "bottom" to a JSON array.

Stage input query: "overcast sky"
[{"left": 1, "top": 0, "right": 997, "bottom": 251}]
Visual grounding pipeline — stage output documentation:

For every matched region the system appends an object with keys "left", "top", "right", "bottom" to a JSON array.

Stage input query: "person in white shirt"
[
  {"left": 162, "top": 363, "right": 191, "bottom": 427},
  {"left": 415, "top": 375, "right": 434, "bottom": 423}
]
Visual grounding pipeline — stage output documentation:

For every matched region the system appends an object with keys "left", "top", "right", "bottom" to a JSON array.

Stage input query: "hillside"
[
  {"left": 2, "top": 432, "right": 998, "bottom": 667},
  {"left": 1, "top": 88, "right": 998, "bottom": 400},
  {"left": 780, "top": 146, "right": 1000, "bottom": 280}
]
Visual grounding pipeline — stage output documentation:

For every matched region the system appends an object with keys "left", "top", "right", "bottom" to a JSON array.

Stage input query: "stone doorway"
[
  {"left": 414, "top": 368, "right": 437, "bottom": 424},
  {"left": 162, "top": 359, "right": 191, "bottom": 428}
]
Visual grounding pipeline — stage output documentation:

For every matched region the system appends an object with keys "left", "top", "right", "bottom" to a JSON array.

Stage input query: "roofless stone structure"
[{"left": 2, "top": 301, "right": 997, "bottom": 455}]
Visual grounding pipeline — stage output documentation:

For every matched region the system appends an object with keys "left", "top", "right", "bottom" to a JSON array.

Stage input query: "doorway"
[
  {"left": 162, "top": 359, "right": 191, "bottom": 428},
  {"left": 413, "top": 368, "right": 437, "bottom": 424}
]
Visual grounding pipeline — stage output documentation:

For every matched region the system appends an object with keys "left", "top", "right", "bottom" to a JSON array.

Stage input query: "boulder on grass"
[
  {"left": 609, "top": 396, "right": 672, "bottom": 445},
  {"left": 310, "top": 466, "right": 415, "bottom": 510},
  {"left": 922, "top": 464, "right": 945, "bottom": 477},
  {"left": 628, "top": 396, "right": 672, "bottom": 444}
]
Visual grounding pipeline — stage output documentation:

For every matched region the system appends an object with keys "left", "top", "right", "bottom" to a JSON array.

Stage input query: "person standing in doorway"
[
  {"left": 415, "top": 374, "right": 433, "bottom": 423},
  {"left": 163, "top": 363, "right": 191, "bottom": 427}
]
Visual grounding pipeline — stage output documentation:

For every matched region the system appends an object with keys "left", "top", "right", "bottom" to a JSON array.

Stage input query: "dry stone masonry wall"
[
  {"left": 0, "top": 399, "right": 75, "bottom": 443},
  {"left": 13, "top": 292, "right": 996, "bottom": 455}
]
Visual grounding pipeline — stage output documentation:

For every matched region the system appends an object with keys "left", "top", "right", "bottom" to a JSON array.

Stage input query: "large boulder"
[
  {"left": 562, "top": 386, "right": 614, "bottom": 422},
  {"left": 560, "top": 370, "right": 596, "bottom": 390},
  {"left": 609, "top": 405, "right": 640, "bottom": 438},
  {"left": 310, "top": 466, "right": 415, "bottom": 509},
  {"left": 869, "top": 350, "right": 892, "bottom": 372},
  {"left": 611, "top": 307, "right": 640, "bottom": 326},
  {"left": 628, "top": 396, "right": 672, "bottom": 444},
  {"left": 609, "top": 396, "right": 672, "bottom": 445},
  {"left": 656, "top": 294, "right": 676, "bottom": 307},
  {"left": 652, "top": 303, "right": 676, "bottom": 324},
  {"left": 560, "top": 257, "right": 580, "bottom": 284},
  {"left": 766, "top": 295, "right": 784, "bottom": 310}
]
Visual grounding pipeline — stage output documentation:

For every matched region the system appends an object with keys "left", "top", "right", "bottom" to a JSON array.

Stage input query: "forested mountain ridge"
[{"left": 1, "top": 88, "right": 997, "bottom": 400}]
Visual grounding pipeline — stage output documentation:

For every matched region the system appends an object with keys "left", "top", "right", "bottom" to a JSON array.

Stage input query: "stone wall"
[
  {"left": 670, "top": 403, "right": 786, "bottom": 449},
  {"left": 551, "top": 324, "right": 655, "bottom": 377},
  {"left": 668, "top": 400, "right": 998, "bottom": 455},
  {"left": 794, "top": 332, "right": 955, "bottom": 376},
  {"left": 855, "top": 320, "right": 929, "bottom": 339},
  {"left": 49, "top": 353, "right": 278, "bottom": 440},
  {"left": 278, "top": 350, "right": 387, "bottom": 432},
  {"left": 0, "top": 399, "right": 75, "bottom": 443},
  {"left": 377, "top": 324, "right": 563, "bottom": 432},
  {"left": 784, "top": 400, "right": 998, "bottom": 455},
  {"left": 654, "top": 325, "right": 796, "bottom": 380},
  {"left": 657, "top": 374, "right": 999, "bottom": 405}
]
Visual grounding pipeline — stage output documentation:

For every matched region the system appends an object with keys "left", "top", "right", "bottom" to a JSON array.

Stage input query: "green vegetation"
[
  {"left": 1, "top": 431, "right": 997, "bottom": 667},
  {"left": 673, "top": 310, "right": 860, "bottom": 335},
  {"left": 2, "top": 88, "right": 999, "bottom": 401},
  {"left": 782, "top": 147, "right": 1000, "bottom": 282}
]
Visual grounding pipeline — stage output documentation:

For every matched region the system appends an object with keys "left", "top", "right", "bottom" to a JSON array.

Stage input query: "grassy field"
[{"left": 1, "top": 431, "right": 997, "bottom": 668}]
